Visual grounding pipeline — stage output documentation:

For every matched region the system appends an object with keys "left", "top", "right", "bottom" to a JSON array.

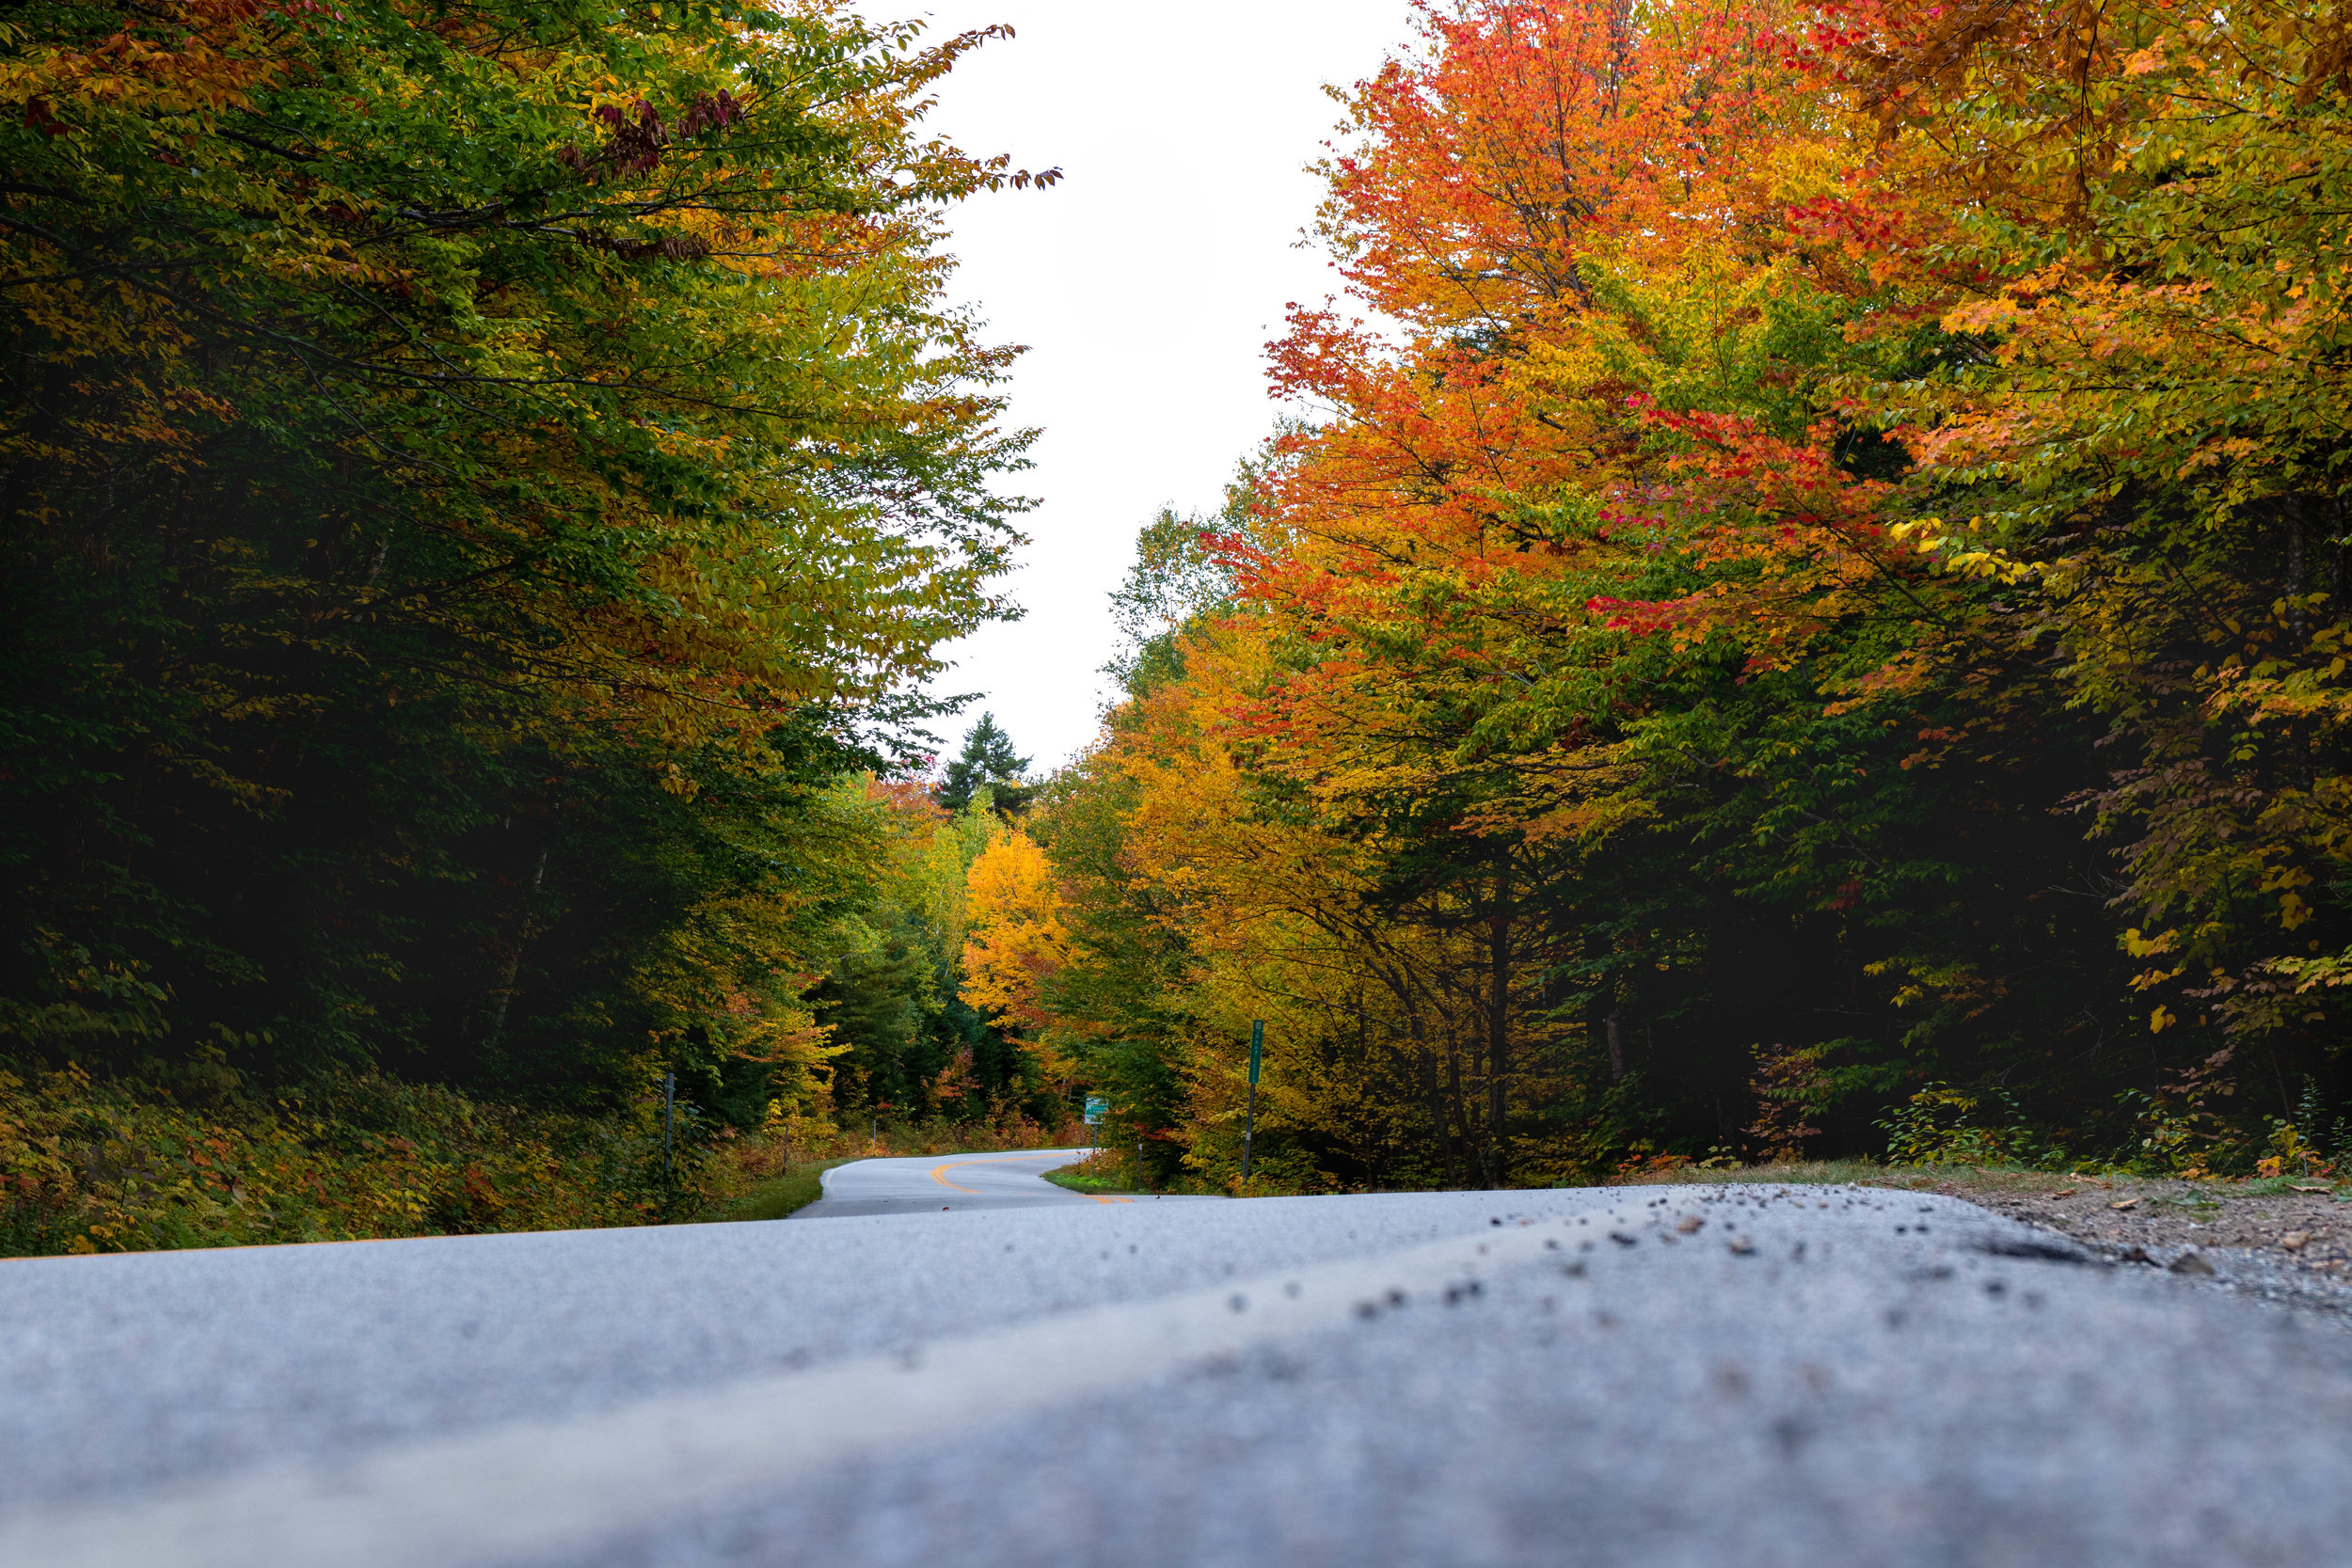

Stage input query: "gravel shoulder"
[
  {"left": 1626, "top": 1163, "right": 2352, "bottom": 1321},
  {"left": 1901, "top": 1172, "right": 2352, "bottom": 1318}
]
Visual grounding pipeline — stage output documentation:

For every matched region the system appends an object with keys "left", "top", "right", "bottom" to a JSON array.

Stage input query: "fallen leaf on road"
[
  {"left": 2292, "top": 1184, "right": 2333, "bottom": 1195},
  {"left": 2052, "top": 1189, "right": 2077, "bottom": 1198},
  {"left": 2110, "top": 1198, "right": 2140, "bottom": 1212},
  {"left": 1727, "top": 1237, "right": 1756, "bottom": 1256},
  {"left": 1677, "top": 1215, "right": 1704, "bottom": 1234},
  {"left": 2282, "top": 1231, "right": 2312, "bottom": 1251},
  {"left": 2169, "top": 1251, "right": 2217, "bottom": 1276}
]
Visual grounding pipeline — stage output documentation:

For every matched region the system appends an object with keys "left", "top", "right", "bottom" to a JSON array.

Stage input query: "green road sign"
[
  {"left": 1084, "top": 1095, "right": 1107, "bottom": 1125},
  {"left": 1248, "top": 1021, "right": 1263, "bottom": 1085}
]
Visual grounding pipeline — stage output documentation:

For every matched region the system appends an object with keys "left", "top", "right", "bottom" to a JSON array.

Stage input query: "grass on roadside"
[
  {"left": 696, "top": 1157, "right": 856, "bottom": 1223},
  {"left": 1041, "top": 1147, "right": 1145, "bottom": 1196},
  {"left": 1043, "top": 1169, "right": 1140, "bottom": 1196}
]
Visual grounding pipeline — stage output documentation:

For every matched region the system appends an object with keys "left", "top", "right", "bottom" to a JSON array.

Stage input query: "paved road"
[
  {"left": 8, "top": 1178, "right": 2352, "bottom": 1566},
  {"left": 796, "top": 1147, "right": 1194, "bottom": 1216}
]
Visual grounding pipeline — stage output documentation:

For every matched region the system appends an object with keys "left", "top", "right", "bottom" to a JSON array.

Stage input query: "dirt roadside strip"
[
  {"left": 1625, "top": 1164, "right": 2352, "bottom": 1321},
  {"left": 1919, "top": 1175, "right": 2352, "bottom": 1317}
]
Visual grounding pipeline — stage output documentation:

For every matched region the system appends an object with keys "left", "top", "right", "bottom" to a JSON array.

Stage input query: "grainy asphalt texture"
[{"left": 7, "top": 1162, "right": 2352, "bottom": 1567}]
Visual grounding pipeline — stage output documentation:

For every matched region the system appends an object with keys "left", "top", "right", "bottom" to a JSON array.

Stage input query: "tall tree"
[{"left": 936, "top": 714, "right": 1035, "bottom": 815}]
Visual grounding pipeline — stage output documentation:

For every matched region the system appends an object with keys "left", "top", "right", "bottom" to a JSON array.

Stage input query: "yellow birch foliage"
[{"left": 961, "top": 828, "right": 1073, "bottom": 1065}]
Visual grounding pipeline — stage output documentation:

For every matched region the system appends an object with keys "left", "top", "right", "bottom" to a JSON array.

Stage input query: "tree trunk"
[
  {"left": 2330, "top": 496, "right": 2345, "bottom": 608},
  {"left": 1487, "top": 874, "right": 1511, "bottom": 1186},
  {"left": 1410, "top": 1011, "right": 1455, "bottom": 1188},
  {"left": 2288, "top": 494, "right": 2309, "bottom": 640},
  {"left": 1444, "top": 1028, "right": 1486, "bottom": 1188},
  {"left": 486, "top": 846, "right": 548, "bottom": 1046},
  {"left": 1584, "top": 926, "right": 1619, "bottom": 1081},
  {"left": 2288, "top": 496, "right": 2317, "bottom": 789}
]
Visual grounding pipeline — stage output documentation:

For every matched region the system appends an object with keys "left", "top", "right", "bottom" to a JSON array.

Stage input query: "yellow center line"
[{"left": 929, "top": 1153, "right": 1064, "bottom": 1196}]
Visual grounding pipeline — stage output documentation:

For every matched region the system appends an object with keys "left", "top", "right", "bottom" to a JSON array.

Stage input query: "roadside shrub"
[
  {"left": 1878, "top": 1083, "right": 2054, "bottom": 1169},
  {"left": 0, "top": 1062, "right": 692, "bottom": 1256}
]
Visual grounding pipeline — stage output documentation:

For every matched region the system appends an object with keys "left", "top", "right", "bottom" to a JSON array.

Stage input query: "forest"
[
  {"left": 8, "top": 0, "right": 2352, "bottom": 1256},
  {"left": 975, "top": 0, "right": 2352, "bottom": 1193},
  {"left": 0, "top": 0, "right": 1062, "bottom": 1253}
]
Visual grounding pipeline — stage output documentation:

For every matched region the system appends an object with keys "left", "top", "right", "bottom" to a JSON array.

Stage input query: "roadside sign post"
[{"left": 1242, "top": 1021, "right": 1262, "bottom": 1191}]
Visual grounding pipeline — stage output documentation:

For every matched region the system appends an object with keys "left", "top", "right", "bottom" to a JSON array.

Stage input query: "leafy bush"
[
  {"left": 1878, "top": 1084, "right": 2056, "bottom": 1169},
  {"left": 0, "top": 1063, "right": 701, "bottom": 1257}
]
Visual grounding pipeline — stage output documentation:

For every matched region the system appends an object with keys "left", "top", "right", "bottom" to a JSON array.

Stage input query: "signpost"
[{"left": 1242, "top": 1021, "right": 1262, "bottom": 1190}]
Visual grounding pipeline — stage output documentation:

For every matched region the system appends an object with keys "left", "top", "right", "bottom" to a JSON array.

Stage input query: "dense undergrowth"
[
  {"left": 0, "top": 1064, "right": 675, "bottom": 1256},
  {"left": 0, "top": 1062, "right": 1072, "bottom": 1258}
]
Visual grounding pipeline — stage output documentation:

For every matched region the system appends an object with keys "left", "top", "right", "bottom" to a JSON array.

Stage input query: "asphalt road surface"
[
  {"left": 8, "top": 1171, "right": 2352, "bottom": 1567},
  {"left": 795, "top": 1147, "right": 1197, "bottom": 1216}
]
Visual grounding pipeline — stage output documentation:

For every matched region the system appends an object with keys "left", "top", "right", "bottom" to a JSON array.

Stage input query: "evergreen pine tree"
[{"left": 936, "top": 714, "right": 1033, "bottom": 815}]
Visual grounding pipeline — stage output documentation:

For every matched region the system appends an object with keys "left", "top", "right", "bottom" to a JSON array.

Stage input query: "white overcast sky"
[{"left": 867, "top": 0, "right": 1416, "bottom": 771}]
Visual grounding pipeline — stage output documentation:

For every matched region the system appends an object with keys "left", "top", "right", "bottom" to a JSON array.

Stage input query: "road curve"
[
  {"left": 8, "top": 1184, "right": 2352, "bottom": 1566},
  {"left": 796, "top": 1147, "right": 1196, "bottom": 1216}
]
